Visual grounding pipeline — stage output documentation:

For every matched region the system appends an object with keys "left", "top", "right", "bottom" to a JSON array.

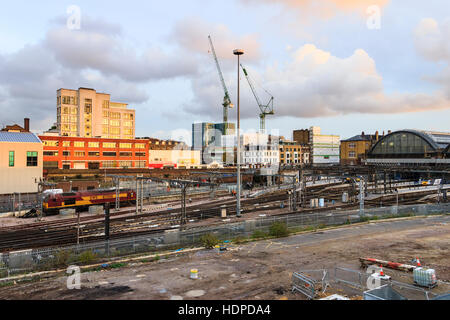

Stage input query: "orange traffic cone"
[
  {"left": 379, "top": 266, "right": 385, "bottom": 276},
  {"left": 416, "top": 258, "right": 421, "bottom": 267}
]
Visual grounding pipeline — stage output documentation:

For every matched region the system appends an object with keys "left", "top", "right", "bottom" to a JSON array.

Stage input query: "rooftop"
[{"left": 0, "top": 132, "right": 41, "bottom": 143}]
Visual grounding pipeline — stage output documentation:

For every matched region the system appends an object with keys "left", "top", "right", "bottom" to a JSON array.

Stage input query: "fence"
[
  {"left": 292, "top": 270, "right": 329, "bottom": 299},
  {"left": 0, "top": 193, "right": 40, "bottom": 215},
  {"left": 0, "top": 202, "right": 449, "bottom": 278}
]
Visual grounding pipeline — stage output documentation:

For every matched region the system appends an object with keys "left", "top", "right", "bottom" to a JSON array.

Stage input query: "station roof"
[{"left": 0, "top": 131, "right": 42, "bottom": 143}]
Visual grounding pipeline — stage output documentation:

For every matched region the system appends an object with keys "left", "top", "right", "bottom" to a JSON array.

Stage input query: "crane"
[
  {"left": 208, "top": 35, "right": 234, "bottom": 133},
  {"left": 240, "top": 64, "right": 274, "bottom": 133}
]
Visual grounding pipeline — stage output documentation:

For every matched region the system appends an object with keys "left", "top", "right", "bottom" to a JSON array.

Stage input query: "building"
[
  {"left": 192, "top": 122, "right": 236, "bottom": 164},
  {"left": 0, "top": 131, "right": 43, "bottom": 195},
  {"left": 279, "top": 138, "right": 310, "bottom": 166},
  {"left": 57, "top": 88, "right": 135, "bottom": 139},
  {"left": 340, "top": 132, "right": 382, "bottom": 165},
  {"left": 39, "top": 135, "right": 149, "bottom": 170},
  {"left": 293, "top": 129, "right": 310, "bottom": 145},
  {"left": 308, "top": 127, "right": 340, "bottom": 164},
  {"left": 1, "top": 118, "right": 30, "bottom": 133},
  {"left": 149, "top": 149, "right": 201, "bottom": 169},
  {"left": 366, "top": 129, "right": 450, "bottom": 165},
  {"left": 241, "top": 133, "right": 279, "bottom": 168}
]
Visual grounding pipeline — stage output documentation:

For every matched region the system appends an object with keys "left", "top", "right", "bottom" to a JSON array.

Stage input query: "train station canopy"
[{"left": 368, "top": 130, "right": 450, "bottom": 159}]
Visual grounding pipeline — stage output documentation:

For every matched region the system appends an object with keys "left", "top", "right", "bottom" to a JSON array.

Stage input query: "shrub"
[
  {"left": 251, "top": 230, "right": 268, "bottom": 239},
  {"left": 53, "top": 250, "right": 73, "bottom": 268},
  {"left": 153, "top": 254, "right": 160, "bottom": 262},
  {"left": 78, "top": 251, "right": 97, "bottom": 265},
  {"left": 200, "top": 234, "right": 220, "bottom": 249},
  {"left": 269, "top": 222, "right": 289, "bottom": 238}
]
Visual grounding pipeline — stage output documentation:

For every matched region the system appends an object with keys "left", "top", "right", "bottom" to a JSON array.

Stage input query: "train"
[{"left": 43, "top": 189, "right": 136, "bottom": 214}]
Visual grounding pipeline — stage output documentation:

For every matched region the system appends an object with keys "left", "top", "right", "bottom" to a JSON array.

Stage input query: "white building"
[
  {"left": 309, "top": 126, "right": 340, "bottom": 164},
  {"left": 241, "top": 133, "right": 279, "bottom": 167}
]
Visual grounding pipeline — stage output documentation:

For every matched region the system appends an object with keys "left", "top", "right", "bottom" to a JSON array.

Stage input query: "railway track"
[{"left": 0, "top": 183, "right": 446, "bottom": 252}]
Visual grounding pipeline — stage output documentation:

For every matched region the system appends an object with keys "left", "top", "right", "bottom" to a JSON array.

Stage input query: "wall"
[
  {"left": 340, "top": 140, "right": 371, "bottom": 165},
  {"left": 149, "top": 149, "right": 201, "bottom": 168},
  {"left": 0, "top": 141, "right": 43, "bottom": 194}
]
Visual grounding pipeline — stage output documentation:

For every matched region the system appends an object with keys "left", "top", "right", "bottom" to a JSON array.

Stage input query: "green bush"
[
  {"left": 53, "top": 249, "right": 73, "bottom": 268},
  {"left": 78, "top": 251, "right": 97, "bottom": 265},
  {"left": 269, "top": 222, "right": 289, "bottom": 238},
  {"left": 251, "top": 230, "right": 268, "bottom": 239},
  {"left": 153, "top": 254, "right": 160, "bottom": 262},
  {"left": 200, "top": 234, "right": 220, "bottom": 249}
]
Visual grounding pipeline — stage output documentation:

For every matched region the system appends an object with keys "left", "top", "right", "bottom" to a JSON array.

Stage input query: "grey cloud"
[{"left": 183, "top": 44, "right": 450, "bottom": 120}]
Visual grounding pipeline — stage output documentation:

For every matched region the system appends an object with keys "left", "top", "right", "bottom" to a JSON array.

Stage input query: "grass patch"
[
  {"left": 78, "top": 251, "right": 98, "bottom": 265},
  {"left": 269, "top": 222, "right": 289, "bottom": 238},
  {"left": 199, "top": 234, "right": 220, "bottom": 249},
  {"left": 251, "top": 230, "right": 268, "bottom": 239}
]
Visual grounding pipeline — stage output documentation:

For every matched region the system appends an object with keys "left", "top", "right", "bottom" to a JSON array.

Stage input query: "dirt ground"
[{"left": 1, "top": 215, "right": 449, "bottom": 300}]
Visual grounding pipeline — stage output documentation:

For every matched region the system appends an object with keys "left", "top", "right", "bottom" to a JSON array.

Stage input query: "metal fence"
[
  {"left": 0, "top": 193, "right": 40, "bottom": 215},
  {"left": 1, "top": 202, "right": 449, "bottom": 278}
]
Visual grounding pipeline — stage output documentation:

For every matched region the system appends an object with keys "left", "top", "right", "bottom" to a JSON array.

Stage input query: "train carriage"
[{"left": 43, "top": 189, "right": 136, "bottom": 214}]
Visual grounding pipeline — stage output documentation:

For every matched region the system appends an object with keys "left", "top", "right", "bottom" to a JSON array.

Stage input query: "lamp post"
[{"left": 233, "top": 48, "right": 244, "bottom": 218}]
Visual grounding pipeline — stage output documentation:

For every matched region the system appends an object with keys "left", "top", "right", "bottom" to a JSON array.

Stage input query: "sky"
[{"left": 0, "top": 0, "right": 449, "bottom": 145}]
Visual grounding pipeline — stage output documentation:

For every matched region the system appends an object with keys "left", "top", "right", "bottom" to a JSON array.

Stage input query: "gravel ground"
[{"left": 1, "top": 215, "right": 449, "bottom": 300}]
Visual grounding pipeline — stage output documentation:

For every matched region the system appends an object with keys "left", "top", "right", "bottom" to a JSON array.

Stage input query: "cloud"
[
  {"left": 240, "top": 0, "right": 389, "bottom": 20},
  {"left": 170, "top": 18, "right": 261, "bottom": 64},
  {"left": 183, "top": 44, "right": 450, "bottom": 120},
  {"left": 45, "top": 20, "right": 198, "bottom": 82},
  {"left": 414, "top": 18, "right": 450, "bottom": 97}
]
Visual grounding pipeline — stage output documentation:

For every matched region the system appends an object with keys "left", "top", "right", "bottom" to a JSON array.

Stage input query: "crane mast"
[
  {"left": 240, "top": 64, "right": 274, "bottom": 133},
  {"left": 208, "top": 35, "right": 233, "bottom": 133}
]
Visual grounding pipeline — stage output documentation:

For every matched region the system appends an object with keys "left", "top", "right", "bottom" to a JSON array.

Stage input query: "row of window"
[
  {"left": 44, "top": 151, "right": 147, "bottom": 157},
  {"left": 43, "top": 140, "right": 145, "bottom": 149},
  {"left": 8, "top": 151, "right": 38, "bottom": 167}
]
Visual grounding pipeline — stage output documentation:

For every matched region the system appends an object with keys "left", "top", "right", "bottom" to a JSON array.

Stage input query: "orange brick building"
[{"left": 39, "top": 136, "right": 149, "bottom": 170}]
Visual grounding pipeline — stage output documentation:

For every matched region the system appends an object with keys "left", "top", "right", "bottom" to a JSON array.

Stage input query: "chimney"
[
  {"left": 362, "top": 131, "right": 365, "bottom": 137},
  {"left": 375, "top": 131, "right": 379, "bottom": 141},
  {"left": 24, "top": 118, "right": 30, "bottom": 132},
  {"left": 388, "top": 130, "right": 392, "bottom": 135}
]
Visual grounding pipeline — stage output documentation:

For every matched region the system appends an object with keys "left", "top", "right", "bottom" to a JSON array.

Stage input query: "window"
[
  {"left": 103, "top": 101, "right": 110, "bottom": 109},
  {"left": 43, "top": 140, "right": 59, "bottom": 147},
  {"left": 349, "top": 151, "right": 356, "bottom": 158},
  {"left": 103, "top": 142, "right": 116, "bottom": 148},
  {"left": 44, "top": 151, "right": 59, "bottom": 157},
  {"left": 349, "top": 143, "right": 356, "bottom": 149},
  {"left": 88, "top": 152, "right": 100, "bottom": 157},
  {"left": 119, "top": 143, "right": 132, "bottom": 149},
  {"left": 110, "top": 128, "right": 120, "bottom": 135},
  {"left": 124, "top": 129, "right": 133, "bottom": 135},
  {"left": 88, "top": 142, "right": 99, "bottom": 148},
  {"left": 103, "top": 152, "right": 117, "bottom": 157},
  {"left": 74, "top": 141, "right": 85, "bottom": 148},
  {"left": 27, "top": 152, "right": 38, "bottom": 167},
  {"left": 110, "top": 120, "right": 120, "bottom": 127},
  {"left": 63, "top": 151, "right": 70, "bottom": 157},
  {"left": 9, "top": 151, "right": 14, "bottom": 167},
  {"left": 74, "top": 151, "right": 85, "bottom": 157},
  {"left": 120, "top": 152, "right": 132, "bottom": 157},
  {"left": 135, "top": 152, "right": 146, "bottom": 157},
  {"left": 135, "top": 143, "right": 146, "bottom": 149},
  {"left": 63, "top": 141, "right": 71, "bottom": 147}
]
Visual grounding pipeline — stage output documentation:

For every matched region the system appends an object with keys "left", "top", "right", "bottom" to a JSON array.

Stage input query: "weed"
[
  {"left": 199, "top": 234, "right": 220, "bottom": 249},
  {"left": 269, "top": 222, "right": 289, "bottom": 238}
]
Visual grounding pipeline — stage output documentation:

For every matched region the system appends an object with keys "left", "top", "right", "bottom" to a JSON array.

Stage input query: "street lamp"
[{"left": 234, "top": 48, "right": 244, "bottom": 218}]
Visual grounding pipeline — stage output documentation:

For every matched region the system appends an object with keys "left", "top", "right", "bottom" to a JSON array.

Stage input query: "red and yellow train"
[{"left": 43, "top": 189, "right": 136, "bottom": 214}]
